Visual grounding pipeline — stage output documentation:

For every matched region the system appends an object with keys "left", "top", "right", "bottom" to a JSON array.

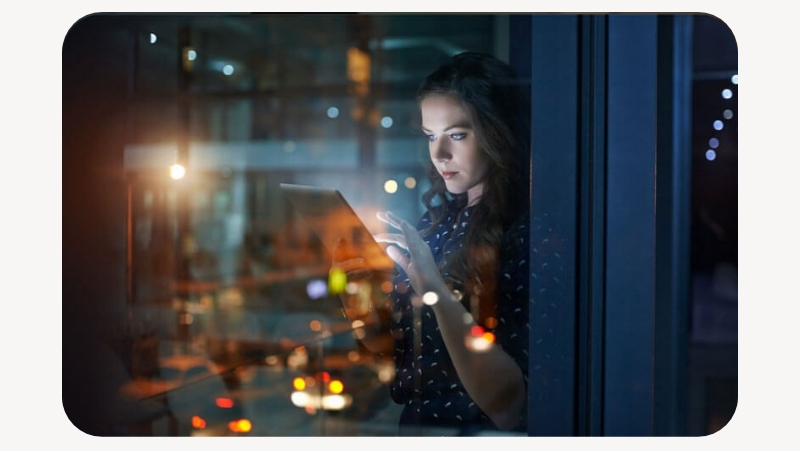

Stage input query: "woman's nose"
[{"left": 431, "top": 139, "right": 451, "bottom": 162}]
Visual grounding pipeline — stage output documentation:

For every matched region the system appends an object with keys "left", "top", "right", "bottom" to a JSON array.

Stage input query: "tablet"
[{"left": 280, "top": 183, "right": 398, "bottom": 275}]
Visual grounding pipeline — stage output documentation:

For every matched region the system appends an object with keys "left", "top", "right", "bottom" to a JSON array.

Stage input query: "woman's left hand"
[{"left": 374, "top": 211, "right": 446, "bottom": 295}]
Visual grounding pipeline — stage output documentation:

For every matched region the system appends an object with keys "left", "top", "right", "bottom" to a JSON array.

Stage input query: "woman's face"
[{"left": 420, "top": 94, "right": 489, "bottom": 206}]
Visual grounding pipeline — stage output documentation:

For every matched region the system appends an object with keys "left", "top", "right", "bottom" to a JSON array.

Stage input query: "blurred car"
[
  {"left": 119, "top": 353, "right": 253, "bottom": 436},
  {"left": 286, "top": 325, "right": 395, "bottom": 417}
]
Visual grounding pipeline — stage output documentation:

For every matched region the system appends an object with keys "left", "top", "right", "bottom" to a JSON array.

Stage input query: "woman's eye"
[
  {"left": 426, "top": 134, "right": 436, "bottom": 142},
  {"left": 449, "top": 133, "right": 466, "bottom": 141}
]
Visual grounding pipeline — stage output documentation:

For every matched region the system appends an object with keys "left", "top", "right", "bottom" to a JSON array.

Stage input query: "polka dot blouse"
[{"left": 388, "top": 200, "right": 530, "bottom": 433}]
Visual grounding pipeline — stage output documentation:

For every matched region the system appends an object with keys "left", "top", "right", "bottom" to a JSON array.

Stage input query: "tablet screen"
[{"left": 280, "top": 183, "right": 398, "bottom": 275}]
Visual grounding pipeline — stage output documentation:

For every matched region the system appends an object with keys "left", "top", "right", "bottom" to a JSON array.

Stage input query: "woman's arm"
[{"left": 376, "top": 211, "right": 526, "bottom": 430}]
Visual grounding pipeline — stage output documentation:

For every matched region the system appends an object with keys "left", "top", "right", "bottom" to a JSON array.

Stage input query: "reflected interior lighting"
[
  {"left": 191, "top": 415, "right": 206, "bottom": 429},
  {"left": 328, "top": 268, "right": 347, "bottom": 294},
  {"left": 731, "top": 74, "right": 738, "bottom": 85},
  {"left": 348, "top": 350, "right": 360, "bottom": 362},
  {"left": 709, "top": 137, "right": 719, "bottom": 148},
  {"left": 485, "top": 316, "right": 498, "bottom": 329},
  {"left": 381, "top": 116, "right": 393, "bottom": 128},
  {"left": 216, "top": 398, "right": 234, "bottom": 409},
  {"left": 327, "top": 107, "right": 340, "bottom": 119},
  {"left": 422, "top": 291, "right": 439, "bottom": 305},
  {"left": 713, "top": 120, "right": 724, "bottom": 131},
  {"left": 170, "top": 163, "right": 186, "bottom": 180},
  {"left": 228, "top": 419, "right": 252, "bottom": 433},
  {"left": 351, "top": 319, "right": 365, "bottom": 329},
  {"left": 705, "top": 149, "right": 717, "bottom": 161},
  {"left": 149, "top": 33, "right": 157, "bottom": 44},
  {"left": 721, "top": 88, "right": 733, "bottom": 99},
  {"left": 306, "top": 279, "right": 328, "bottom": 299},
  {"left": 384, "top": 179, "right": 398, "bottom": 194},
  {"left": 223, "top": 64, "right": 234, "bottom": 75},
  {"left": 309, "top": 320, "right": 322, "bottom": 332},
  {"left": 723, "top": 109, "right": 734, "bottom": 120},
  {"left": 329, "top": 380, "right": 344, "bottom": 394},
  {"left": 187, "top": 49, "right": 197, "bottom": 61},
  {"left": 404, "top": 177, "right": 417, "bottom": 189}
]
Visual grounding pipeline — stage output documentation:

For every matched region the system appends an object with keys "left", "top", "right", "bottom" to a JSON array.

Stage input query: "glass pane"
[{"left": 78, "top": 13, "right": 517, "bottom": 437}]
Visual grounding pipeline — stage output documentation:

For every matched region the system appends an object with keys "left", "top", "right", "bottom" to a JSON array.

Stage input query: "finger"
[
  {"left": 386, "top": 245, "right": 410, "bottom": 269},
  {"left": 376, "top": 211, "right": 403, "bottom": 230},
  {"left": 373, "top": 233, "right": 407, "bottom": 249}
]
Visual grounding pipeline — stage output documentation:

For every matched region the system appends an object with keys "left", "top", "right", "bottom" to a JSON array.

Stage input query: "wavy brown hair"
[{"left": 417, "top": 52, "right": 531, "bottom": 313}]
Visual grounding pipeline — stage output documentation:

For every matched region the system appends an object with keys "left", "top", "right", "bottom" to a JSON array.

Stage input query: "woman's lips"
[{"left": 441, "top": 171, "right": 458, "bottom": 179}]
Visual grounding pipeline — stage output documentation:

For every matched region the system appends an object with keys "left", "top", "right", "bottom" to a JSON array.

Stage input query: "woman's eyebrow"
[{"left": 421, "top": 121, "right": 473, "bottom": 132}]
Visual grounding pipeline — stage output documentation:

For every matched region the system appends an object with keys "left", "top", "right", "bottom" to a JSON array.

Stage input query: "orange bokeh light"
[
  {"left": 228, "top": 419, "right": 252, "bottom": 433},
  {"left": 191, "top": 415, "right": 206, "bottom": 429}
]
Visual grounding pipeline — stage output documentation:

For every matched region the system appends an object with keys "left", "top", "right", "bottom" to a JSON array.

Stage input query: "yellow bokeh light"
[
  {"left": 329, "top": 380, "right": 344, "bottom": 394},
  {"left": 384, "top": 179, "right": 398, "bottom": 194},
  {"left": 328, "top": 267, "right": 347, "bottom": 294},
  {"left": 228, "top": 419, "right": 252, "bottom": 433},
  {"left": 293, "top": 377, "right": 306, "bottom": 391}
]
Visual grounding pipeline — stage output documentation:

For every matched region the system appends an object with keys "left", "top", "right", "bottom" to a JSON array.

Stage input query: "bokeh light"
[
  {"left": 381, "top": 116, "right": 393, "bottom": 128},
  {"left": 384, "top": 179, "right": 398, "bottom": 194},
  {"left": 170, "top": 163, "right": 186, "bottom": 180},
  {"left": 705, "top": 150, "right": 717, "bottom": 161},
  {"left": 713, "top": 120, "right": 724, "bottom": 131},
  {"left": 328, "top": 268, "right": 347, "bottom": 294},
  {"left": 404, "top": 177, "right": 417, "bottom": 189},
  {"left": 327, "top": 107, "right": 339, "bottom": 118},
  {"left": 306, "top": 279, "right": 328, "bottom": 299},
  {"left": 422, "top": 291, "right": 439, "bottom": 305}
]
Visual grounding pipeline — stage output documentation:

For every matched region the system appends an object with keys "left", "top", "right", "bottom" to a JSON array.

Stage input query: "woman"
[{"left": 337, "top": 52, "right": 530, "bottom": 435}]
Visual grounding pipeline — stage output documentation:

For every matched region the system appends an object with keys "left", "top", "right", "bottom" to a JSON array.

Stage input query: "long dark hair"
[{"left": 417, "top": 52, "right": 531, "bottom": 311}]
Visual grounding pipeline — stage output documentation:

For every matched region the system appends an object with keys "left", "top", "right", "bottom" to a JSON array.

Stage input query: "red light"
[
  {"left": 318, "top": 371, "right": 331, "bottom": 382},
  {"left": 470, "top": 325, "right": 485, "bottom": 337},
  {"left": 216, "top": 397, "right": 234, "bottom": 408}
]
